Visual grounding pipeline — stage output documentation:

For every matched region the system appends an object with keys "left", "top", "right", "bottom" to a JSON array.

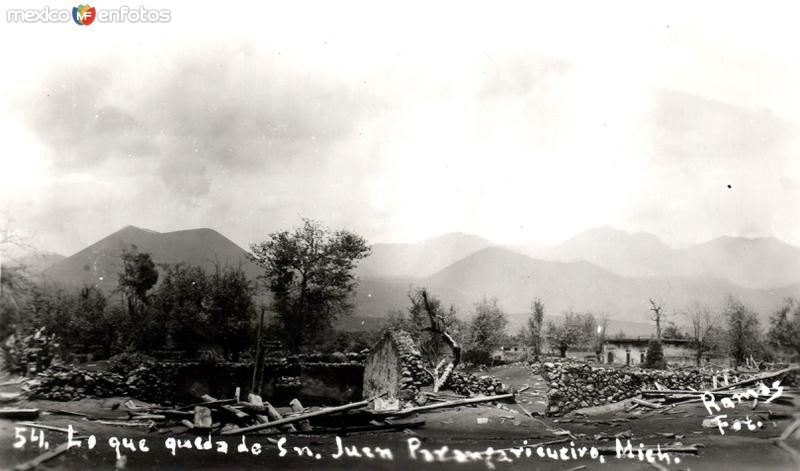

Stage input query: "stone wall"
[
  {"left": 543, "top": 362, "right": 752, "bottom": 416},
  {"left": 28, "top": 356, "right": 365, "bottom": 405},
  {"left": 363, "top": 330, "right": 508, "bottom": 404}
]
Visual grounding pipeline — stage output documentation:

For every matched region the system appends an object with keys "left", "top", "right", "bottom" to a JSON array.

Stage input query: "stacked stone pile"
[
  {"left": 543, "top": 362, "right": 754, "bottom": 416},
  {"left": 27, "top": 363, "right": 178, "bottom": 403},
  {"left": 446, "top": 371, "right": 509, "bottom": 396},
  {"left": 389, "top": 330, "right": 508, "bottom": 398}
]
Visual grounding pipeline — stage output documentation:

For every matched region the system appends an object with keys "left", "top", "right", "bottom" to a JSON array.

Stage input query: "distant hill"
[
  {"left": 516, "top": 226, "right": 800, "bottom": 290},
  {"left": 3, "top": 251, "right": 65, "bottom": 276},
  {"left": 39, "top": 225, "right": 800, "bottom": 338},
  {"left": 353, "top": 246, "right": 800, "bottom": 325},
  {"left": 44, "top": 225, "right": 262, "bottom": 291},
  {"left": 356, "top": 232, "right": 492, "bottom": 278},
  {"left": 674, "top": 236, "right": 800, "bottom": 290},
  {"left": 546, "top": 225, "right": 673, "bottom": 277}
]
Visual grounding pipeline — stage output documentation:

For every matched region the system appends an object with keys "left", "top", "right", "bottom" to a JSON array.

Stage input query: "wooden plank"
[
  {"left": 16, "top": 422, "right": 72, "bottom": 434},
  {"left": 381, "top": 393, "right": 515, "bottom": 417},
  {"left": 176, "top": 398, "right": 235, "bottom": 411},
  {"left": 631, "top": 398, "right": 663, "bottom": 409},
  {"left": 221, "top": 397, "right": 374, "bottom": 435},
  {"left": 221, "top": 404, "right": 250, "bottom": 421},
  {"left": 711, "top": 366, "right": 800, "bottom": 392}
]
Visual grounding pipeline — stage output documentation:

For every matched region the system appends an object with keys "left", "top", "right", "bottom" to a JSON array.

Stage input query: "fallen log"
[
  {"left": 47, "top": 409, "right": 88, "bottom": 418},
  {"left": 379, "top": 393, "right": 516, "bottom": 417},
  {"left": 128, "top": 414, "right": 167, "bottom": 421},
  {"left": 154, "top": 409, "right": 194, "bottom": 419},
  {"left": 631, "top": 398, "right": 663, "bottom": 409},
  {"left": 176, "top": 398, "right": 236, "bottom": 411},
  {"left": 221, "top": 397, "right": 377, "bottom": 435}
]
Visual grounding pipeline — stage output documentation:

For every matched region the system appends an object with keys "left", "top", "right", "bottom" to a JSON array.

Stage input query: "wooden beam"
[
  {"left": 221, "top": 397, "right": 375, "bottom": 435},
  {"left": 380, "top": 393, "right": 515, "bottom": 417}
]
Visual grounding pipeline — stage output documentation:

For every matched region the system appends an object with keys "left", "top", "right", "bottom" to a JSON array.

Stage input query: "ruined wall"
[
  {"left": 363, "top": 330, "right": 509, "bottom": 403},
  {"left": 543, "top": 362, "right": 749, "bottom": 416},
  {"left": 362, "top": 332, "right": 402, "bottom": 400},
  {"left": 363, "top": 330, "right": 430, "bottom": 402},
  {"left": 28, "top": 356, "right": 365, "bottom": 405}
]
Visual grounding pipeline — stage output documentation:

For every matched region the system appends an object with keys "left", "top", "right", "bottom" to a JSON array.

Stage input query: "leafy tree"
[
  {"left": 70, "top": 286, "right": 114, "bottom": 355},
  {"left": 0, "top": 264, "right": 35, "bottom": 340},
  {"left": 545, "top": 311, "right": 595, "bottom": 357},
  {"left": 723, "top": 296, "right": 762, "bottom": 368},
  {"left": 522, "top": 297, "right": 545, "bottom": 361},
  {"left": 466, "top": 296, "right": 508, "bottom": 364},
  {"left": 153, "top": 264, "right": 209, "bottom": 354},
  {"left": 767, "top": 298, "right": 800, "bottom": 359},
  {"left": 249, "top": 220, "right": 370, "bottom": 351},
  {"left": 206, "top": 265, "right": 256, "bottom": 360},
  {"left": 118, "top": 246, "right": 159, "bottom": 317}
]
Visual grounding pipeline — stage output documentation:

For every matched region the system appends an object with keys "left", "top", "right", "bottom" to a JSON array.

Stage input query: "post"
[{"left": 251, "top": 305, "right": 266, "bottom": 395}]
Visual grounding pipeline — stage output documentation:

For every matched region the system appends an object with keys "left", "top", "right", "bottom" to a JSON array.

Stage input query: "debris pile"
[
  {"left": 543, "top": 362, "right": 754, "bottom": 416},
  {"left": 446, "top": 371, "right": 509, "bottom": 397}
]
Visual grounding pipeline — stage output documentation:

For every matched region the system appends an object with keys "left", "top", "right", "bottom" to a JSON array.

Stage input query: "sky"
[{"left": 1, "top": 1, "right": 799, "bottom": 256}]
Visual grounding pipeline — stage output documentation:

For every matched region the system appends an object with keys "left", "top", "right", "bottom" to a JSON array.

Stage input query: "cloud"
[{"left": 14, "top": 44, "right": 384, "bottom": 202}]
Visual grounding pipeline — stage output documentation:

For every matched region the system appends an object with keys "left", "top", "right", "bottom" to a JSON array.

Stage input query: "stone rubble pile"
[{"left": 543, "top": 361, "right": 753, "bottom": 416}]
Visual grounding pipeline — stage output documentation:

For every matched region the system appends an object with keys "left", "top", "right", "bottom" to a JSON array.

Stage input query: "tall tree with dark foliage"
[{"left": 249, "top": 220, "right": 370, "bottom": 351}]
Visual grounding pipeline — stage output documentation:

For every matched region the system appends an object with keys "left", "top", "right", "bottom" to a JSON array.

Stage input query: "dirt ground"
[{"left": 1, "top": 367, "right": 798, "bottom": 470}]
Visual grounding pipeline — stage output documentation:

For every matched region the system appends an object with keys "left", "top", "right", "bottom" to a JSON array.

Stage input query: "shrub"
[
  {"left": 463, "top": 349, "right": 493, "bottom": 366},
  {"left": 644, "top": 339, "right": 667, "bottom": 369}
]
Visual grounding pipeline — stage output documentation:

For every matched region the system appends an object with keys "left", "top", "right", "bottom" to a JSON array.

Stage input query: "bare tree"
[
  {"left": 648, "top": 298, "right": 672, "bottom": 340},
  {"left": 545, "top": 311, "right": 595, "bottom": 357},
  {"left": 684, "top": 301, "right": 720, "bottom": 366},
  {"left": 411, "top": 288, "right": 462, "bottom": 392}
]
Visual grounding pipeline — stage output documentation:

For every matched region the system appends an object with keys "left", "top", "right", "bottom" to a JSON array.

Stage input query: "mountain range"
[
  {"left": 41, "top": 226, "right": 261, "bottom": 293},
  {"left": 29, "top": 225, "right": 800, "bottom": 334}
]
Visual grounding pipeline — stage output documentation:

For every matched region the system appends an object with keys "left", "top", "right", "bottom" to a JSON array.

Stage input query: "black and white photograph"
[{"left": 1, "top": 1, "right": 799, "bottom": 469}]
